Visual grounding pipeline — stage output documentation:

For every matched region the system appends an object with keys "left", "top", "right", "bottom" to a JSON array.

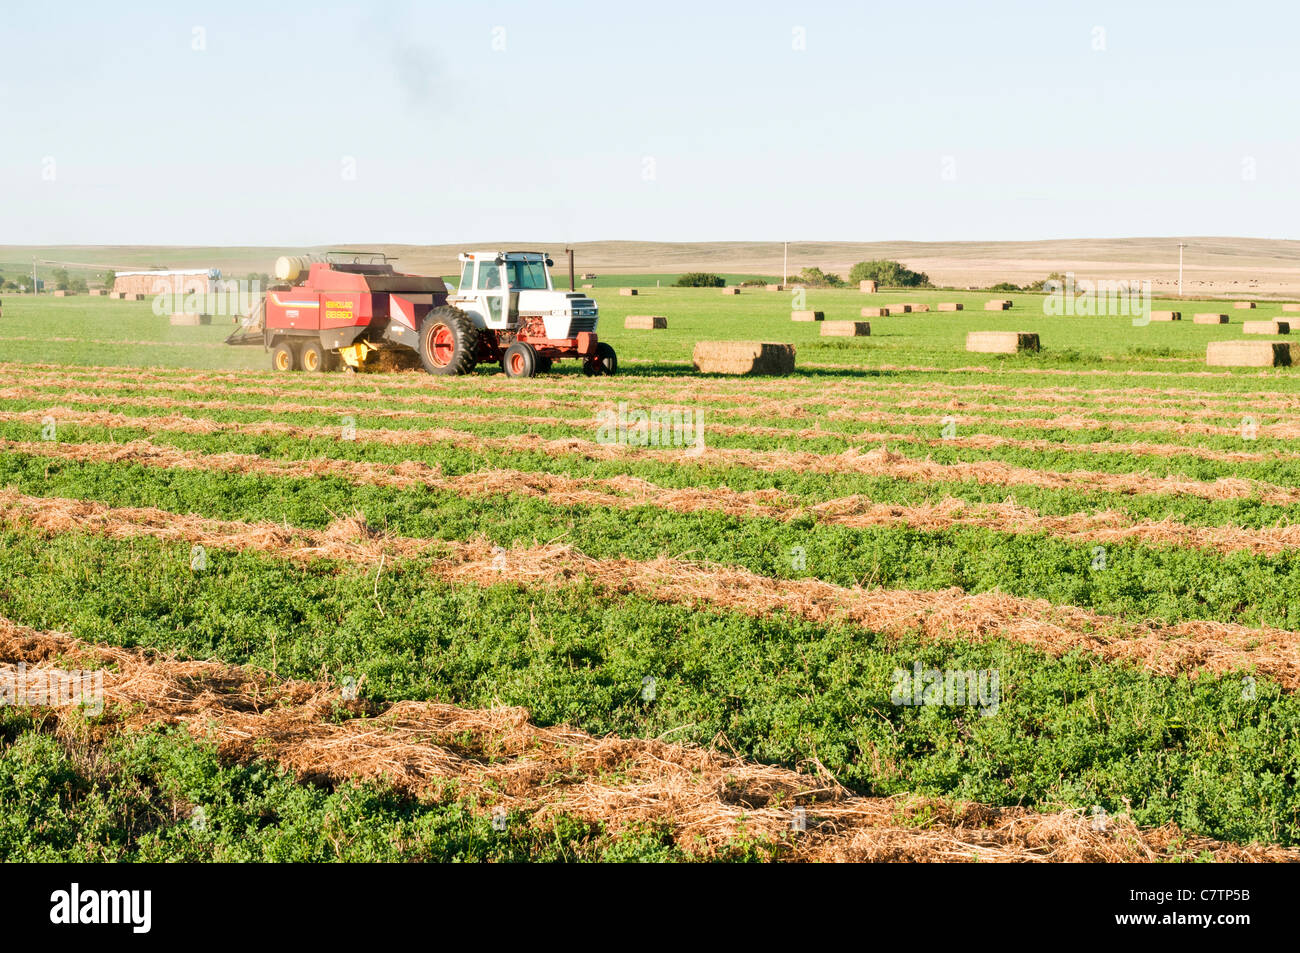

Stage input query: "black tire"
[
  {"left": 271, "top": 340, "right": 297, "bottom": 372},
  {"left": 583, "top": 342, "right": 618, "bottom": 377},
  {"left": 502, "top": 341, "right": 538, "bottom": 378},
  {"left": 299, "top": 339, "right": 329, "bottom": 373},
  {"left": 536, "top": 355, "right": 553, "bottom": 374},
  {"left": 419, "top": 306, "right": 478, "bottom": 376}
]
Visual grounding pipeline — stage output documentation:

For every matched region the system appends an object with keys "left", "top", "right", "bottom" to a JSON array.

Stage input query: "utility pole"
[
  {"left": 783, "top": 242, "right": 788, "bottom": 286},
  {"left": 1177, "top": 242, "right": 1187, "bottom": 298},
  {"left": 32, "top": 257, "right": 37, "bottom": 294}
]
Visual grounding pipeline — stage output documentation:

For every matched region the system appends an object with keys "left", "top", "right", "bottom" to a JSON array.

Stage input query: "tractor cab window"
[
  {"left": 459, "top": 262, "right": 473, "bottom": 291},
  {"left": 506, "top": 260, "right": 549, "bottom": 290},
  {"left": 478, "top": 262, "right": 502, "bottom": 291}
]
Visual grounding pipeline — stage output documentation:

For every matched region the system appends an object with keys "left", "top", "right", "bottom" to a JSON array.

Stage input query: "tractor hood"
[{"left": 516, "top": 290, "right": 598, "bottom": 339}]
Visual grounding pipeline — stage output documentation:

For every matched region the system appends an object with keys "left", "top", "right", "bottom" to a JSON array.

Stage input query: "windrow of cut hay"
[
  {"left": 5, "top": 491, "right": 1300, "bottom": 690},
  {"left": 7, "top": 439, "right": 1300, "bottom": 556},
  {"left": 1, "top": 618, "right": 1293, "bottom": 863}
]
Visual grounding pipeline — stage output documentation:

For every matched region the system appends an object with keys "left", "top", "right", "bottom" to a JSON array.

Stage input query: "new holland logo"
[{"left": 49, "top": 883, "right": 152, "bottom": 934}]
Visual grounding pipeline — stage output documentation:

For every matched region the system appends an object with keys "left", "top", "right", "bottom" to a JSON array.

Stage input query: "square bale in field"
[
  {"left": 693, "top": 341, "right": 796, "bottom": 376},
  {"left": 791, "top": 310, "right": 825, "bottom": 321},
  {"left": 860, "top": 307, "right": 891, "bottom": 317},
  {"left": 721, "top": 287, "right": 740, "bottom": 295},
  {"left": 1193, "top": 313, "right": 1229, "bottom": 324},
  {"left": 52, "top": 290, "right": 75, "bottom": 297},
  {"left": 124, "top": 293, "right": 144, "bottom": 301},
  {"left": 1243, "top": 320, "right": 1290, "bottom": 335},
  {"left": 937, "top": 302, "right": 964, "bottom": 311},
  {"left": 624, "top": 315, "right": 667, "bottom": 329},
  {"left": 859, "top": 280, "right": 878, "bottom": 293},
  {"left": 984, "top": 299, "right": 1012, "bottom": 310},
  {"left": 765, "top": 283, "right": 785, "bottom": 291},
  {"left": 108, "top": 292, "right": 123, "bottom": 299},
  {"left": 581, "top": 273, "right": 597, "bottom": 279},
  {"left": 1149, "top": 310, "right": 1182, "bottom": 321},
  {"left": 901, "top": 303, "right": 929, "bottom": 312},
  {"left": 821, "top": 321, "right": 870, "bottom": 337},
  {"left": 1207, "top": 340, "right": 1300, "bottom": 367},
  {"left": 581, "top": 283, "right": 594, "bottom": 289},
  {"left": 1234, "top": 301, "right": 1257, "bottom": 309},
  {"left": 619, "top": 288, "right": 638, "bottom": 296},
  {"left": 966, "top": 331, "right": 1040, "bottom": 354},
  {"left": 88, "top": 289, "right": 104, "bottom": 296},
  {"left": 1284, "top": 304, "right": 1300, "bottom": 313},
  {"left": 169, "top": 312, "right": 211, "bottom": 326}
]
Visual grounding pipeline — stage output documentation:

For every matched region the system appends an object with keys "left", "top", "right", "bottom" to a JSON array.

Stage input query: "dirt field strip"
[
  {"left": 7, "top": 436, "right": 1300, "bottom": 556},
  {"left": 7, "top": 408, "right": 1300, "bottom": 506},
  {"left": 1, "top": 618, "right": 1286, "bottom": 862},
  {"left": 5, "top": 490, "right": 1300, "bottom": 691}
]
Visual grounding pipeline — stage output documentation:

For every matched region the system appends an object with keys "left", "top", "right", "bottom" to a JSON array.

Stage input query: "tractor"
[{"left": 226, "top": 250, "right": 616, "bottom": 378}]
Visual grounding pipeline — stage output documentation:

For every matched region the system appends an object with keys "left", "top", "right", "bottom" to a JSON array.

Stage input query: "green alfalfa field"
[{"left": 2, "top": 283, "right": 1300, "bottom": 862}]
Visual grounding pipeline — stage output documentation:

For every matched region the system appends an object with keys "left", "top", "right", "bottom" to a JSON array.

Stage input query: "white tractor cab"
[{"left": 423, "top": 250, "right": 616, "bottom": 378}]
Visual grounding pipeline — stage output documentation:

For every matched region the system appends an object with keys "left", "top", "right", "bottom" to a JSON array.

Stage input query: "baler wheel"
[
  {"left": 300, "top": 340, "right": 328, "bottom": 373},
  {"left": 536, "top": 355, "right": 553, "bottom": 374},
  {"left": 419, "top": 306, "right": 478, "bottom": 376},
  {"left": 271, "top": 341, "right": 297, "bottom": 372},
  {"left": 503, "top": 342, "right": 538, "bottom": 378}
]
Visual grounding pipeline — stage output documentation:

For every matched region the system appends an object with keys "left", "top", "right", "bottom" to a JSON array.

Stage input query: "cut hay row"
[
  {"left": 14, "top": 364, "right": 1300, "bottom": 415},
  {"left": 8, "top": 436, "right": 1300, "bottom": 556},
  {"left": 2, "top": 619, "right": 1285, "bottom": 862},
  {"left": 5, "top": 491, "right": 1300, "bottom": 691},
  {"left": 18, "top": 365, "right": 1300, "bottom": 418},
  {"left": 8, "top": 385, "right": 1296, "bottom": 445},
  {"left": 7, "top": 408, "right": 1300, "bottom": 505},
  {"left": 2, "top": 401, "right": 1283, "bottom": 480}
]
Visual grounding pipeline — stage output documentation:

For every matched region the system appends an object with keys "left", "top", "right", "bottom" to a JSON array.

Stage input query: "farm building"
[{"left": 112, "top": 268, "right": 221, "bottom": 297}]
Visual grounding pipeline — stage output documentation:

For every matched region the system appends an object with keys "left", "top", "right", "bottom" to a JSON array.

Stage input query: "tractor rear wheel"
[
  {"left": 503, "top": 342, "right": 538, "bottom": 378},
  {"left": 419, "top": 306, "right": 478, "bottom": 376},
  {"left": 583, "top": 342, "right": 618, "bottom": 377},
  {"left": 299, "top": 340, "right": 329, "bottom": 373},
  {"left": 271, "top": 341, "right": 297, "bottom": 372}
]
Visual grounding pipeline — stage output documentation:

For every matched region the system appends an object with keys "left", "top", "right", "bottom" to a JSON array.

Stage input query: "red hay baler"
[{"left": 227, "top": 251, "right": 616, "bottom": 378}]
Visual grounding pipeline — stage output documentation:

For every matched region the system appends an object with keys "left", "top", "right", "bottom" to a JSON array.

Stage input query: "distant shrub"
[
  {"left": 989, "top": 282, "right": 1021, "bottom": 292},
  {"left": 848, "top": 260, "right": 931, "bottom": 288},
  {"left": 675, "top": 272, "right": 726, "bottom": 287},
  {"left": 789, "top": 266, "right": 846, "bottom": 288}
]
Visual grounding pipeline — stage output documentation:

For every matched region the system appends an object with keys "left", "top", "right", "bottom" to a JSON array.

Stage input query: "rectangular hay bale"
[
  {"left": 764, "top": 284, "right": 785, "bottom": 291},
  {"left": 1207, "top": 340, "right": 1300, "bottom": 367},
  {"left": 169, "top": 312, "right": 210, "bottom": 326},
  {"left": 1193, "top": 313, "right": 1229, "bottom": 324},
  {"left": 624, "top": 315, "right": 667, "bottom": 329},
  {"left": 791, "top": 310, "right": 825, "bottom": 321},
  {"left": 692, "top": 340, "right": 796, "bottom": 376},
  {"left": 984, "top": 299, "right": 1012, "bottom": 310},
  {"left": 858, "top": 280, "right": 878, "bottom": 293},
  {"left": 1243, "top": 320, "right": 1290, "bottom": 335},
  {"left": 1234, "top": 301, "right": 1257, "bottom": 309},
  {"left": 821, "top": 321, "right": 870, "bottom": 337},
  {"left": 860, "top": 307, "right": 890, "bottom": 317},
  {"left": 900, "top": 303, "right": 929, "bottom": 312},
  {"left": 1283, "top": 304, "right": 1300, "bottom": 313},
  {"left": 619, "top": 288, "right": 638, "bottom": 296},
  {"left": 937, "top": 302, "right": 963, "bottom": 311},
  {"left": 721, "top": 287, "right": 740, "bottom": 295},
  {"left": 1149, "top": 310, "right": 1182, "bottom": 321},
  {"left": 966, "top": 331, "right": 1040, "bottom": 354}
]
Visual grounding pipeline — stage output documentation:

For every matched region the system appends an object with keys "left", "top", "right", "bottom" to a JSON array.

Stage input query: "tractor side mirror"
[{"left": 545, "top": 258, "right": 553, "bottom": 267}]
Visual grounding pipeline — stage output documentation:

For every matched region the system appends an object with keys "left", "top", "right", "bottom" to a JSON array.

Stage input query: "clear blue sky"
[{"left": 2, "top": 0, "right": 1298, "bottom": 245}]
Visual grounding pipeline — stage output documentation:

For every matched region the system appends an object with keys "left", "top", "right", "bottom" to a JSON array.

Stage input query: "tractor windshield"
[{"left": 506, "top": 260, "right": 549, "bottom": 290}]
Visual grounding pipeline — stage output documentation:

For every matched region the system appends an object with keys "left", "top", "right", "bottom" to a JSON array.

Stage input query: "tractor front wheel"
[
  {"left": 583, "top": 342, "right": 618, "bottom": 377},
  {"left": 271, "top": 341, "right": 297, "bottom": 372},
  {"left": 503, "top": 342, "right": 538, "bottom": 378},
  {"left": 419, "top": 306, "right": 478, "bottom": 376}
]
